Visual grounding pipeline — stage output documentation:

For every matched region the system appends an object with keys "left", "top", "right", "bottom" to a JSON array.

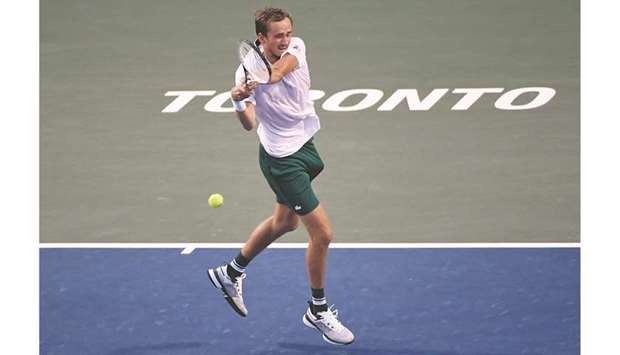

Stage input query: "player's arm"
[
  {"left": 231, "top": 82, "right": 257, "bottom": 131},
  {"left": 236, "top": 103, "right": 256, "bottom": 131},
  {"left": 268, "top": 53, "right": 298, "bottom": 84}
]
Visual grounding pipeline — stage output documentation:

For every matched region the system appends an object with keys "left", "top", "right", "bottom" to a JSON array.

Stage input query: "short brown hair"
[{"left": 254, "top": 7, "right": 293, "bottom": 35}]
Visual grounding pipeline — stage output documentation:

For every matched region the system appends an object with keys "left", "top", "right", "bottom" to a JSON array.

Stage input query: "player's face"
[{"left": 260, "top": 18, "right": 293, "bottom": 60}]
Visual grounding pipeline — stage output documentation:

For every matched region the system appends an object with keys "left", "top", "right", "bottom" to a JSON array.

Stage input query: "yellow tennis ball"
[{"left": 208, "top": 193, "right": 224, "bottom": 208}]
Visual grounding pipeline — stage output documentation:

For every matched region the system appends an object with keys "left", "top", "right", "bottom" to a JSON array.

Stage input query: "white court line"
[{"left": 39, "top": 242, "right": 581, "bottom": 255}]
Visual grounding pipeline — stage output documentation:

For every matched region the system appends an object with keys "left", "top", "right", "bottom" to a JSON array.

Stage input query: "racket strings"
[{"left": 239, "top": 41, "right": 271, "bottom": 84}]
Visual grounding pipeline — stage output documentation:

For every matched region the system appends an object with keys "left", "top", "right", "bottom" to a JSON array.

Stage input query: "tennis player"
[{"left": 207, "top": 7, "right": 354, "bottom": 346}]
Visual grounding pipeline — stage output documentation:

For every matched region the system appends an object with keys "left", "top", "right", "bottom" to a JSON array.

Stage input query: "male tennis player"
[{"left": 207, "top": 7, "right": 354, "bottom": 346}]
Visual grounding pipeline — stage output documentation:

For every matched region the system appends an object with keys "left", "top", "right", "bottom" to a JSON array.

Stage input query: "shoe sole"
[
  {"left": 302, "top": 313, "right": 354, "bottom": 346},
  {"left": 207, "top": 269, "right": 247, "bottom": 318}
]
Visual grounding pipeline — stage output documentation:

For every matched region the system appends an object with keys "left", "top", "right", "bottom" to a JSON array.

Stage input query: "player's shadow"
[
  {"left": 106, "top": 341, "right": 205, "bottom": 355},
  {"left": 256, "top": 342, "right": 535, "bottom": 355}
]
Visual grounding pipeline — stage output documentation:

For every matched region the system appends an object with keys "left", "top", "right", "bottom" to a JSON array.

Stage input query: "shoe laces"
[
  {"left": 316, "top": 305, "right": 343, "bottom": 331},
  {"left": 233, "top": 273, "right": 246, "bottom": 296}
]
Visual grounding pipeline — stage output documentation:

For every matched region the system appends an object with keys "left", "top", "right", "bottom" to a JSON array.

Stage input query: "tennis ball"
[{"left": 208, "top": 193, "right": 224, "bottom": 208}]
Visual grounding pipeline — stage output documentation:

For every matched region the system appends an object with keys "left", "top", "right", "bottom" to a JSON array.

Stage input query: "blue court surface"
[{"left": 40, "top": 248, "right": 579, "bottom": 355}]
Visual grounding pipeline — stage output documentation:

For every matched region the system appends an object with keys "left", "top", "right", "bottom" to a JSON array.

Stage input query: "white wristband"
[{"left": 232, "top": 100, "right": 247, "bottom": 112}]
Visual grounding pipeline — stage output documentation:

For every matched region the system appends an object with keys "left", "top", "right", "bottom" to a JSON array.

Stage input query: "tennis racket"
[{"left": 238, "top": 39, "right": 271, "bottom": 84}]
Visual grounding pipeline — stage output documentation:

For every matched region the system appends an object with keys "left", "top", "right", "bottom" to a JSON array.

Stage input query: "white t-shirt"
[{"left": 234, "top": 37, "right": 320, "bottom": 158}]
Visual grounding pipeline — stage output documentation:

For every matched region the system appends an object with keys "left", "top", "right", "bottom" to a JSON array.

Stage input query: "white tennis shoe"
[
  {"left": 302, "top": 304, "right": 355, "bottom": 345},
  {"left": 207, "top": 265, "right": 248, "bottom": 317}
]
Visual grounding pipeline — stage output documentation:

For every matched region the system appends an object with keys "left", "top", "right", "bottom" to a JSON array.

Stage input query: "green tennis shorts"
[{"left": 259, "top": 138, "right": 325, "bottom": 215}]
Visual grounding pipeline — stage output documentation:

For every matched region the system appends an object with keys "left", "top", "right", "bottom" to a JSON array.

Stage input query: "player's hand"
[{"left": 231, "top": 81, "right": 257, "bottom": 101}]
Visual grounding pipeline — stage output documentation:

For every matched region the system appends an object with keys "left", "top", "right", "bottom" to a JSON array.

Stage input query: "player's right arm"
[
  {"left": 230, "top": 81, "right": 257, "bottom": 131},
  {"left": 235, "top": 102, "right": 256, "bottom": 131}
]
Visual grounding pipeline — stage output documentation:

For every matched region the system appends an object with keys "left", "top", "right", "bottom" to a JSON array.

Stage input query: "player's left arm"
[{"left": 268, "top": 53, "right": 298, "bottom": 84}]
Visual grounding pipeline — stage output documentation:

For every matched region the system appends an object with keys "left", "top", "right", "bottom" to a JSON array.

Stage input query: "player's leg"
[
  {"left": 301, "top": 204, "right": 332, "bottom": 290},
  {"left": 300, "top": 204, "right": 355, "bottom": 345},
  {"left": 221, "top": 202, "right": 299, "bottom": 287},
  {"left": 240, "top": 203, "right": 300, "bottom": 261},
  {"left": 207, "top": 203, "right": 298, "bottom": 317},
  {"left": 206, "top": 202, "right": 298, "bottom": 317}
]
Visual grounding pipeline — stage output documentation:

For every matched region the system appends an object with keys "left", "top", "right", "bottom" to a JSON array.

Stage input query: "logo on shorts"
[{"left": 294, "top": 205, "right": 302, "bottom": 211}]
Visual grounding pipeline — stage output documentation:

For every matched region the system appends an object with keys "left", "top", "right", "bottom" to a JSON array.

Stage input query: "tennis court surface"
[{"left": 41, "top": 247, "right": 579, "bottom": 355}]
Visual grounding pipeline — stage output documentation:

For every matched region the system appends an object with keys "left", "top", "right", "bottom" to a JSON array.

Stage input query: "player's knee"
[
  {"left": 312, "top": 227, "right": 333, "bottom": 246},
  {"left": 274, "top": 217, "right": 299, "bottom": 235},
  {"left": 282, "top": 219, "right": 299, "bottom": 233}
]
